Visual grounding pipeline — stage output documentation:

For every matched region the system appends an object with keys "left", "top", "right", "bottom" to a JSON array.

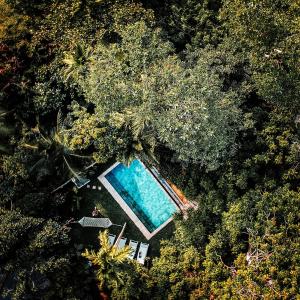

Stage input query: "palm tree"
[
  {"left": 23, "top": 111, "right": 92, "bottom": 181},
  {"left": 82, "top": 230, "right": 131, "bottom": 291},
  {"left": 112, "top": 106, "right": 157, "bottom": 166},
  {"left": 63, "top": 43, "right": 92, "bottom": 82}
]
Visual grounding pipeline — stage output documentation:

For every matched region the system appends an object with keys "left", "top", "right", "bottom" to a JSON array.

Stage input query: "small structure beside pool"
[{"left": 98, "top": 159, "right": 181, "bottom": 240}]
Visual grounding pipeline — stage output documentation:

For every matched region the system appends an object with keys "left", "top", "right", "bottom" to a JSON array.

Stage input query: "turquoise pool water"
[{"left": 105, "top": 160, "right": 177, "bottom": 232}]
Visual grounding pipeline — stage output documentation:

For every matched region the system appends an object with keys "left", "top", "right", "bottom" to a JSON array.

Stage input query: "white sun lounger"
[
  {"left": 108, "top": 234, "right": 116, "bottom": 246},
  {"left": 128, "top": 240, "right": 139, "bottom": 259},
  {"left": 117, "top": 237, "right": 127, "bottom": 249},
  {"left": 136, "top": 242, "right": 149, "bottom": 264}
]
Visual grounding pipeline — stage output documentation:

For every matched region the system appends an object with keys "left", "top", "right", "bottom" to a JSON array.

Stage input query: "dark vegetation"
[{"left": 0, "top": 0, "right": 299, "bottom": 299}]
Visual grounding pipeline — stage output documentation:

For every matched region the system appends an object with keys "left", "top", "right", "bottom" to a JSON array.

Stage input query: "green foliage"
[
  {"left": 206, "top": 186, "right": 300, "bottom": 299},
  {"left": 149, "top": 241, "right": 203, "bottom": 299},
  {"left": 221, "top": 0, "right": 300, "bottom": 108},
  {"left": 64, "top": 102, "right": 106, "bottom": 152},
  {"left": 0, "top": 208, "right": 72, "bottom": 299},
  {"left": 0, "top": 0, "right": 29, "bottom": 47},
  {"left": 146, "top": 0, "right": 223, "bottom": 48},
  {"left": 68, "top": 21, "right": 243, "bottom": 169},
  {"left": 33, "top": 70, "right": 67, "bottom": 115},
  {"left": 1, "top": 0, "right": 299, "bottom": 298},
  {"left": 77, "top": 21, "right": 174, "bottom": 112},
  {"left": 1, "top": 151, "right": 29, "bottom": 182},
  {"left": 82, "top": 230, "right": 145, "bottom": 299},
  {"left": 154, "top": 49, "right": 243, "bottom": 170}
]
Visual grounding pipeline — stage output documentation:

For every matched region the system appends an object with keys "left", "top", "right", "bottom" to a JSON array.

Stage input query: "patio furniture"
[
  {"left": 108, "top": 234, "right": 116, "bottom": 246},
  {"left": 128, "top": 240, "right": 139, "bottom": 259},
  {"left": 71, "top": 176, "right": 90, "bottom": 189},
  {"left": 78, "top": 217, "right": 112, "bottom": 228},
  {"left": 117, "top": 237, "right": 127, "bottom": 249},
  {"left": 137, "top": 242, "right": 149, "bottom": 264}
]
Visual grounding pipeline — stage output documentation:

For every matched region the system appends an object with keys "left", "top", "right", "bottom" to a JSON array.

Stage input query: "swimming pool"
[{"left": 98, "top": 160, "right": 178, "bottom": 239}]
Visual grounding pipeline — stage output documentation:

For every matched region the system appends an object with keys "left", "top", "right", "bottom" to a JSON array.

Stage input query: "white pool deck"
[{"left": 98, "top": 161, "right": 179, "bottom": 240}]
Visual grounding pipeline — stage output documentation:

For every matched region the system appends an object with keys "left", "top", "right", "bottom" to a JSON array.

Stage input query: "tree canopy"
[{"left": 0, "top": 0, "right": 299, "bottom": 298}]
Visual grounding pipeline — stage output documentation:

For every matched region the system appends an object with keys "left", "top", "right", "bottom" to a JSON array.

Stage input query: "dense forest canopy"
[{"left": 0, "top": 0, "right": 299, "bottom": 299}]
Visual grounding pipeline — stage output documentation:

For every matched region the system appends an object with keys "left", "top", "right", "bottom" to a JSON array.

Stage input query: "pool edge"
[{"left": 98, "top": 160, "right": 177, "bottom": 240}]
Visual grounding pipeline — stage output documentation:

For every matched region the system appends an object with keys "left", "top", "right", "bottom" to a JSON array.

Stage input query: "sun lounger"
[
  {"left": 137, "top": 242, "right": 149, "bottom": 264},
  {"left": 128, "top": 240, "right": 139, "bottom": 259},
  {"left": 108, "top": 234, "right": 116, "bottom": 246},
  {"left": 117, "top": 237, "right": 127, "bottom": 249}
]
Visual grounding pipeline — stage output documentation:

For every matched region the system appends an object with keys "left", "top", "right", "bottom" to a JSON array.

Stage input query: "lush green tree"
[
  {"left": 1, "top": 0, "right": 299, "bottom": 298},
  {"left": 144, "top": 0, "right": 223, "bottom": 48},
  {"left": 67, "top": 21, "right": 243, "bottom": 169},
  {"left": 0, "top": 0, "right": 29, "bottom": 45},
  {"left": 63, "top": 102, "right": 109, "bottom": 161},
  {"left": 77, "top": 21, "right": 175, "bottom": 112},
  {"left": 172, "top": 205, "right": 219, "bottom": 249},
  {"left": 196, "top": 179, "right": 300, "bottom": 297},
  {"left": 154, "top": 50, "right": 243, "bottom": 170},
  {"left": 0, "top": 208, "right": 70, "bottom": 299},
  {"left": 20, "top": 111, "right": 93, "bottom": 180},
  {"left": 221, "top": 0, "right": 300, "bottom": 108},
  {"left": 64, "top": 21, "right": 175, "bottom": 164},
  {"left": 0, "top": 0, "right": 32, "bottom": 119},
  {"left": 32, "top": 69, "right": 68, "bottom": 116},
  {"left": 82, "top": 230, "right": 146, "bottom": 299},
  {"left": 208, "top": 186, "right": 300, "bottom": 299},
  {"left": 215, "top": 107, "right": 300, "bottom": 198},
  {"left": 59, "top": 102, "right": 138, "bottom": 165},
  {"left": 1, "top": 150, "right": 29, "bottom": 184},
  {"left": 148, "top": 240, "right": 204, "bottom": 299}
]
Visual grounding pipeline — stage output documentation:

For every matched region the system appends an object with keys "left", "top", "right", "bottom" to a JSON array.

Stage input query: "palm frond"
[
  {"left": 68, "top": 153, "right": 92, "bottom": 159},
  {"left": 29, "top": 157, "right": 47, "bottom": 173},
  {"left": 0, "top": 107, "right": 14, "bottom": 118},
  {"left": 21, "top": 143, "right": 39, "bottom": 150},
  {"left": 56, "top": 110, "right": 64, "bottom": 133},
  {"left": 0, "top": 143, "right": 11, "bottom": 154},
  {"left": 62, "top": 56, "right": 76, "bottom": 66},
  {"left": 98, "top": 230, "right": 111, "bottom": 250},
  {"left": 63, "top": 155, "right": 80, "bottom": 179},
  {"left": 0, "top": 123, "right": 14, "bottom": 136}
]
